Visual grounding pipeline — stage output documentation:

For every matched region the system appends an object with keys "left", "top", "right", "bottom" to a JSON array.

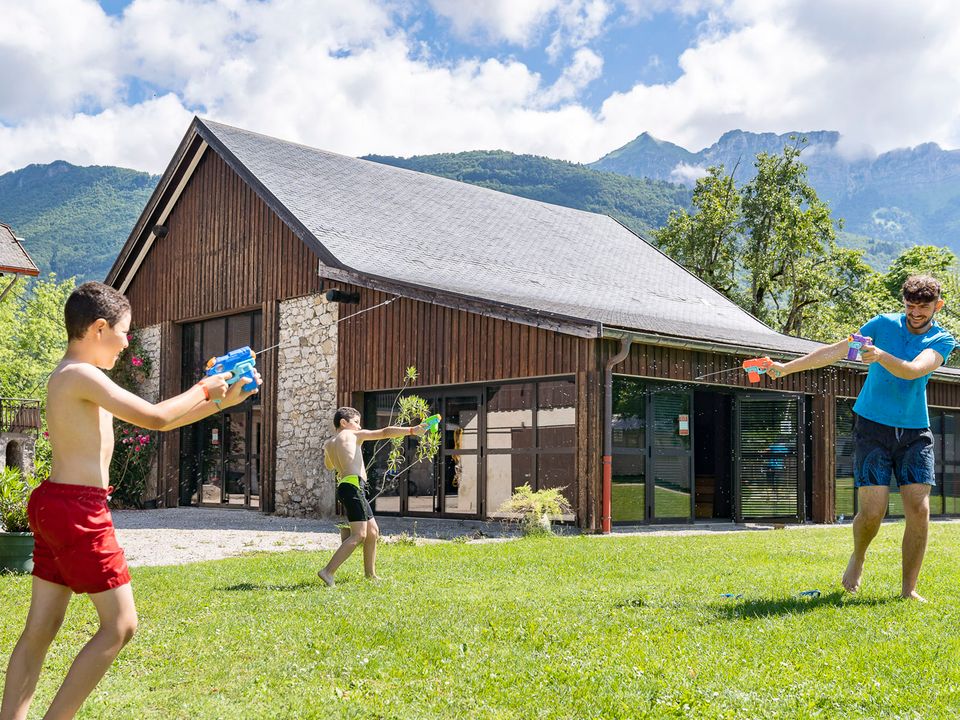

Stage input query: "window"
[
  {"left": 487, "top": 379, "right": 576, "bottom": 519},
  {"left": 611, "top": 377, "right": 646, "bottom": 523}
]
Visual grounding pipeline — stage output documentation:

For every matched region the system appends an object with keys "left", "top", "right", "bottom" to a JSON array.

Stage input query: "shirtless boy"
[
  {"left": 0, "top": 282, "right": 260, "bottom": 720},
  {"left": 318, "top": 407, "right": 427, "bottom": 587}
]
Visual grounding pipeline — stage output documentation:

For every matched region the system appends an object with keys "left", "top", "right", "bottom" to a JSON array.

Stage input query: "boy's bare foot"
[
  {"left": 365, "top": 574, "right": 381, "bottom": 581},
  {"left": 901, "top": 590, "right": 927, "bottom": 602},
  {"left": 842, "top": 553, "right": 863, "bottom": 593},
  {"left": 318, "top": 569, "right": 335, "bottom": 587}
]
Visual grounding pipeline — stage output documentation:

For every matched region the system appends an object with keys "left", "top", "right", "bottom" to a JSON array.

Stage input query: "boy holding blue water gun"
[
  {"left": 767, "top": 275, "right": 956, "bottom": 601},
  {"left": 0, "top": 282, "right": 261, "bottom": 720},
  {"left": 318, "top": 407, "right": 433, "bottom": 587}
]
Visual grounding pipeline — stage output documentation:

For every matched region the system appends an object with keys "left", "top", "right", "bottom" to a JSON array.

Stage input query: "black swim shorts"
[
  {"left": 853, "top": 414, "right": 936, "bottom": 488},
  {"left": 336, "top": 481, "right": 374, "bottom": 522}
]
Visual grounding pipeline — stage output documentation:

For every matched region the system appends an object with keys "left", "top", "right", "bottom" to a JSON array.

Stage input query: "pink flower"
[
  {"left": 122, "top": 429, "right": 129, "bottom": 434},
  {"left": 42, "top": 431, "right": 49, "bottom": 438},
  {"left": 127, "top": 334, "right": 133, "bottom": 341},
  {"left": 134, "top": 446, "right": 141, "bottom": 452},
  {"left": 131, "top": 356, "right": 143, "bottom": 367}
]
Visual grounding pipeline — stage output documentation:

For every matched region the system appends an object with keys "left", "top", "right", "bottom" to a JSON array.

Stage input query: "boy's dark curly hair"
[
  {"left": 64, "top": 281, "right": 131, "bottom": 341},
  {"left": 333, "top": 407, "right": 361, "bottom": 430}
]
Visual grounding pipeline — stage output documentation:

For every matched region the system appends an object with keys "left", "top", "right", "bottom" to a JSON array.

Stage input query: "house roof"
[
  {"left": 189, "top": 119, "right": 825, "bottom": 354},
  {"left": 0, "top": 223, "right": 39, "bottom": 276},
  {"left": 116, "top": 118, "right": 918, "bottom": 361}
]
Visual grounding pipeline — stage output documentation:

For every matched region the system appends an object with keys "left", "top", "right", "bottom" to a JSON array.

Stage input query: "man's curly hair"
[{"left": 902, "top": 275, "right": 942, "bottom": 304}]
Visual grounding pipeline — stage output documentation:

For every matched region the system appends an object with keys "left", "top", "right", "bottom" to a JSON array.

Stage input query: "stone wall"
[
  {"left": 137, "top": 324, "right": 162, "bottom": 503},
  {"left": 273, "top": 294, "right": 339, "bottom": 517}
]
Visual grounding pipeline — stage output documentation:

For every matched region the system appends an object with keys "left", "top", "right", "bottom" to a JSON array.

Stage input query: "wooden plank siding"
[
  {"left": 125, "top": 151, "right": 323, "bottom": 325},
  {"left": 334, "top": 285, "right": 599, "bottom": 395}
]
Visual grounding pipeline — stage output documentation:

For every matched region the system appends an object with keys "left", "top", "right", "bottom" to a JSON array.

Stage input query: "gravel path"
[
  {"left": 111, "top": 508, "right": 519, "bottom": 567},
  {"left": 111, "top": 508, "right": 885, "bottom": 568}
]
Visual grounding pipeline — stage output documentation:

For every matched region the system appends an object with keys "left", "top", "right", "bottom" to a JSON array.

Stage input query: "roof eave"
[{"left": 320, "top": 264, "right": 601, "bottom": 339}]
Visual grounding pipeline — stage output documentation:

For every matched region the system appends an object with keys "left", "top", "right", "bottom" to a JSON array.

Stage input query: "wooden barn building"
[{"left": 105, "top": 118, "right": 960, "bottom": 530}]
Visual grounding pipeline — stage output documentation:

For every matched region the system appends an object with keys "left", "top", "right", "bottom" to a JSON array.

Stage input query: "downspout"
[{"left": 602, "top": 336, "right": 632, "bottom": 534}]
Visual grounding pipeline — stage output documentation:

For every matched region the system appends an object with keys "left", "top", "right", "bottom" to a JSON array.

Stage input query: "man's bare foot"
[
  {"left": 318, "top": 569, "right": 335, "bottom": 587},
  {"left": 842, "top": 554, "right": 863, "bottom": 593},
  {"left": 901, "top": 590, "right": 927, "bottom": 602}
]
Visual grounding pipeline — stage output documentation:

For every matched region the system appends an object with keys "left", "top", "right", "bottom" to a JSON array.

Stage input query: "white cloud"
[
  {"left": 427, "top": 0, "right": 563, "bottom": 45},
  {"left": 539, "top": 48, "right": 604, "bottom": 106},
  {"left": 669, "top": 162, "right": 708, "bottom": 185},
  {"left": 2, "top": 0, "right": 960, "bottom": 177},
  {"left": 0, "top": 0, "right": 121, "bottom": 122},
  {"left": 598, "top": 0, "right": 960, "bottom": 155},
  {"left": 0, "top": 95, "right": 193, "bottom": 172}
]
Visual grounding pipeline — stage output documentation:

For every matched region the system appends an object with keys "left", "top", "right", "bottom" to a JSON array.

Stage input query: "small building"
[
  {"left": 1, "top": 221, "right": 42, "bottom": 474},
  {"left": 106, "top": 119, "right": 960, "bottom": 529}
]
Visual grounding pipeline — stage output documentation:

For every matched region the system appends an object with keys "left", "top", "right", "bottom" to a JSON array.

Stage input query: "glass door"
[
  {"left": 648, "top": 389, "right": 694, "bottom": 522},
  {"left": 179, "top": 311, "right": 262, "bottom": 509},
  {"left": 441, "top": 395, "right": 481, "bottom": 516}
]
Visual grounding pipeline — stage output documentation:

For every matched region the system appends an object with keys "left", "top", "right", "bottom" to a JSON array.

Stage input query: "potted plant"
[
  {"left": 498, "top": 483, "right": 573, "bottom": 536},
  {"left": 0, "top": 466, "right": 39, "bottom": 573}
]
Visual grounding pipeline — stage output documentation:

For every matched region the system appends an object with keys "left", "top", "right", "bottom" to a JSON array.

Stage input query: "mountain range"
[
  {"left": 0, "top": 161, "right": 157, "bottom": 283},
  {"left": 592, "top": 130, "right": 960, "bottom": 259},
  {"left": 1, "top": 129, "right": 958, "bottom": 284}
]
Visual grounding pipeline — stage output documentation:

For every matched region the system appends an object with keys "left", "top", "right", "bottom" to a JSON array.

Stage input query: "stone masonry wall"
[
  {"left": 274, "top": 294, "right": 338, "bottom": 517},
  {"left": 137, "top": 324, "right": 161, "bottom": 503}
]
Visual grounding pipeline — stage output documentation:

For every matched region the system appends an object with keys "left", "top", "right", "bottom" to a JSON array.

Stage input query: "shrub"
[
  {"left": 0, "top": 466, "right": 40, "bottom": 533},
  {"left": 498, "top": 484, "right": 572, "bottom": 536},
  {"left": 108, "top": 329, "right": 156, "bottom": 507}
]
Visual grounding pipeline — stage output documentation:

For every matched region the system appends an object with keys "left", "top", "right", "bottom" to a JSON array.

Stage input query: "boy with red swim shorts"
[{"left": 0, "top": 282, "right": 260, "bottom": 720}]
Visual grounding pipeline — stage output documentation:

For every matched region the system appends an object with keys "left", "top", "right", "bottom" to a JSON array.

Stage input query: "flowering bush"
[{"left": 107, "top": 330, "right": 157, "bottom": 508}]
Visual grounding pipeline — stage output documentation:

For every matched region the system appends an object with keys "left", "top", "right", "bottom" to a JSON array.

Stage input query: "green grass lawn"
[{"left": 5, "top": 523, "right": 960, "bottom": 719}]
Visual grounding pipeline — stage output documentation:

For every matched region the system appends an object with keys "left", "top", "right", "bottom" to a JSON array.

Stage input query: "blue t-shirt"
[{"left": 852, "top": 313, "right": 956, "bottom": 428}]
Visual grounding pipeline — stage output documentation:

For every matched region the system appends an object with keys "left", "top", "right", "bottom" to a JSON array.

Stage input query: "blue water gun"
[{"left": 205, "top": 346, "right": 258, "bottom": 391}]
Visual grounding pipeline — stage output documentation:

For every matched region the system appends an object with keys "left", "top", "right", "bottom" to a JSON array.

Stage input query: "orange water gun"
[{"left": 742, "top": 356, "right": 774, "bottom": 383}]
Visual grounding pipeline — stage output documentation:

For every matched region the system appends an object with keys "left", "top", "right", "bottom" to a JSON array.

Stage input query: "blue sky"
[{"left": 1, "top": 0, "right": 959, "bottom": 174}]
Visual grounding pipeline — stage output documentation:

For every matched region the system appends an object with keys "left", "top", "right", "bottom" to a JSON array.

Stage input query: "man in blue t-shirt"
[{"left": 769, "top": 275, "right": 956, "bottom": 601}]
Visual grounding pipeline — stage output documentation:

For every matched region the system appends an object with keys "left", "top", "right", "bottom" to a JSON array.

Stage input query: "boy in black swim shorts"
[{"left": 318, "top": 407, "right": 427, "bottom": 587}]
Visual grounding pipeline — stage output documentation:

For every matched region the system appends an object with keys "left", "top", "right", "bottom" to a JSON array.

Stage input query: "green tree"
[
  {"left": 0, "top": 275, "right": 74, "bottom": 400},
  {"left": 878, "top": 245, "right": 960, "bottom": 367},
  {"left": 653, "top": 166, "right": 740, "bottom": 295},
  {"left": 654, "top": 139, "right": 879, "bottom": 342}
]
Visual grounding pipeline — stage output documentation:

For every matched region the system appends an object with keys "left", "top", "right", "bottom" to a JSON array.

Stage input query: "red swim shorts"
[{"left": 27, "top": 481, "right": 131, "bottom": 595}]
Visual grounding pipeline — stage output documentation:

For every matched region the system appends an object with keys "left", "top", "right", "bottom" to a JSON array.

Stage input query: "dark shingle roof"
[
  {"left": 0, "top": 223, "right": 39, "bottom": 276},
  {"left": 198, "top": 119, "right": 820, "bottom": 354}
]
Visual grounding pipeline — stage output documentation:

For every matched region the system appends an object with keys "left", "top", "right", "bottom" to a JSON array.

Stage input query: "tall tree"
[
  {"left": 654, "top": 138, "right": 876, "bottom": 341},
  {"left": 653, "top": 166, "right": 740, "bottom": 295}
]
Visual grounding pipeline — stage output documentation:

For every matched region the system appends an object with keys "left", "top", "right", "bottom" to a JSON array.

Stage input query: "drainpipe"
[{"left": 602, "top": 336, "right": 632, "bottom": 534}]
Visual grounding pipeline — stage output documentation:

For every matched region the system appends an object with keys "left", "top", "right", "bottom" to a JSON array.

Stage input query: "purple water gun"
[{"left": 847, "top": 333, "right": 873, "bottom": 361}]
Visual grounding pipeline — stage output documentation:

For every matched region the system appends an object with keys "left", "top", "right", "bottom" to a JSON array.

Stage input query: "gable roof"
[
  {"left": 0, "top": 223, "right": 39, "bottom": 276},
  {"left": 110, "top": 118, "right": 825, "bottom": 355}
]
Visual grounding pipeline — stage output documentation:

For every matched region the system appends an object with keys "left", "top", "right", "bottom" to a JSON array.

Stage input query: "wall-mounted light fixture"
[{"left": 325, "top": 288, "right": 360, "bottom": 304}]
